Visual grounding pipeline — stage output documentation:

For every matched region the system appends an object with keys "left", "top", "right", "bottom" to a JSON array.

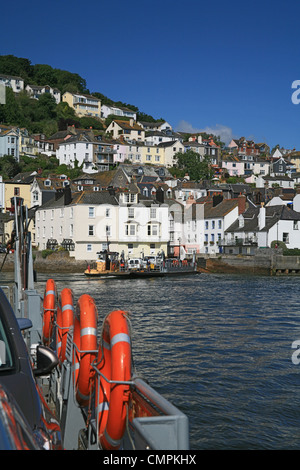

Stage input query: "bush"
[
  {"left": 41, "top": 249, "right": 54, "bottom": 259},
  {"left": 283, "top": 248, "right": 300, "bottom": 256}
]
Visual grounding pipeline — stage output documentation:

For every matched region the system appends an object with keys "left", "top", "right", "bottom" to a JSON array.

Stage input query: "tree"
[
  {"left": 173, "top": 150, "right": 214, "bottom": 181},
  {"left": 0, "top": 155, "right": 22, "bottom": 179}
]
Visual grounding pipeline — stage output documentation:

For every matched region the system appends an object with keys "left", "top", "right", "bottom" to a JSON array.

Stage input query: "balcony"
[{"left": 220, "top": 237, "right": 258, "bottom": 246}]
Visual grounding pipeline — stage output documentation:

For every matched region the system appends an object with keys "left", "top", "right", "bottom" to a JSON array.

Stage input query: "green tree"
[
  {"left": 173, "top": 150, "right": 214, "bottom": 181},
  {"left": 0, "top": 155, "right": 22, "bottom": 179}
]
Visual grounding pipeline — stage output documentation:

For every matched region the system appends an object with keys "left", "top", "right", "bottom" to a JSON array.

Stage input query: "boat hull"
[{"left": 84, "top": 269, "right": 200, "bottom": 278}]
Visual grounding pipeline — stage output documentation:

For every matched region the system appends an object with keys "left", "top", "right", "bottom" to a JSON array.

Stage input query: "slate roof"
[
  {"left": 203, "top": 198, "right": 239, "bottom": 218},
  {"left": 226, "top": 204, "right": 300, "bottom": 233}
]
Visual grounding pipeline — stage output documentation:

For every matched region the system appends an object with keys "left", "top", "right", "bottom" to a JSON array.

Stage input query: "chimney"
[
  {"left": 63, "top": 186, "right": 72, "bottom": 205},
  {"left": 238, "top": 194, "right": 246, "bottom": 214},
  {"left": 156, "top": 187, "right": 164, "bottom": 204},
  {"left": 258, "top": 202, "right": 266, "bottom": 230},
  {"left": 213, "top": 194, "right": 223, "bottom": 207}
]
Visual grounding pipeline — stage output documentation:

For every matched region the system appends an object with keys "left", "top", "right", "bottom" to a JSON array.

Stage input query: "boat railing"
[
  {"left": 161, "top": 259, "right": 196, "bottom": 272},
  {"left": 52, "top": 323, "right": 189, "bottom": 450}
]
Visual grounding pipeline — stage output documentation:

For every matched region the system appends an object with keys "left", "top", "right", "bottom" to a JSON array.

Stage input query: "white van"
[{"left": 127, "top": 259, "right": 146, "bottom": 271}]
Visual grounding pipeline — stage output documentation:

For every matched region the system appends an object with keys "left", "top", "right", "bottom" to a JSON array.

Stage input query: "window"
[
  {"left": 125, "top": 224, "right": 136, "bottom": 236},
  {"left": 106, "top": 225, "right": 111, "bottom": 236},
  {"left": 51, "top": 210, "right": 54, "bottom": 220},
  {"left": 89, "top": 207, "right": 95, "bottom": 218},
  {"left": 148, "top": 224, "right": 158, "bottom": 236},
  {"left": 128, "top": 208, "right": 134, "bottom": 219},
  {"left": 218, "top": 220, "right": 222, "bottom": 229},
  {"left": 89, "top": 225, "right": 94, "bottom": 236},
  {"left": 212, "top": 221, "right": 215, "bottom": 229},
  {"left": 33, "top": 191, "right": 39, "bottom": 203},
  {"left": 87, "top": 244, "right": 92, "bottom": 252},
  {"left": 70, "top": 207, "right": 73, "bottom": 219},
  {"left": 293, "top": 221, "right": 299, "bottom": 230},
  {"left": 150, "top": 208, "right": 156, "bottom": 219},
  {"left": 70, "top": 224, "right": 73, "bottom": 236},
  {"left": 283, "top": 233, "right": 289, "bottom": 243},
  {"left": 14, "top": 187, "right": 20, "bottom": 196},
  {"left": 205, "top": 221, "right": 208, "bottom": 230},
  {"left": 106, "top": 208, "right": 110, "bottom": 217}
]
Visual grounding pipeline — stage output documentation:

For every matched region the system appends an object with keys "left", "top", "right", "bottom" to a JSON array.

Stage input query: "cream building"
[
  {"left": 62, "top": 92, "right": 101, "bottom": 118},
  {"left": 35, "top": 189, "right": 169, "bottom": 261}
]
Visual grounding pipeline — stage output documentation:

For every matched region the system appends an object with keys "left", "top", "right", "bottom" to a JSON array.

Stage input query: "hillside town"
[{"left": 1, "top": 72, "right": 300, "bottom": 262}]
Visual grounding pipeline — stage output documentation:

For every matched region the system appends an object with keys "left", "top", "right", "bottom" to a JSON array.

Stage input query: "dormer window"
[{"left": 44, "top": 179, "right": 51, "bottom": 187}]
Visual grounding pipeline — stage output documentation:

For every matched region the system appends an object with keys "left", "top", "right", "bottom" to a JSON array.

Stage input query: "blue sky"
[{"left": 1, "top": 0, "right": 300, "bottom": 150}]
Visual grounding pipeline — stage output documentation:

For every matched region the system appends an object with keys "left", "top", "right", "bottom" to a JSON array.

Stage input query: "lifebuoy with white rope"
[
  {"left": 96, "top": 310, "right": 131, "bottom": 450},
  {"left": 56, "top": 288, "right": 74, "bottom": 364},
  {"left": 73, "top": 294, "right": 98, "bottom": 407},
  {"left": 42, "top": 279, "right": 57, "bottom": 346}
]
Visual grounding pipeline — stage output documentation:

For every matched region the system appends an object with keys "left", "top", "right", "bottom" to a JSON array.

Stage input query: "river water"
[{"left": 5, "top": 270, "right": 300, "bottom": 449}]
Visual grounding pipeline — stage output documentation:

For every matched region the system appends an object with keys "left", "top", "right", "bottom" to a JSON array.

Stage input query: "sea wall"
[
  {"left": 198, "top": 249, "right": 300, "bottom": 275},
  {"left": 0, "top": 251, "right": 87, "bottom": 273},
  {"left": 198, "top": 253, "right": 272, "bottom": 275}
]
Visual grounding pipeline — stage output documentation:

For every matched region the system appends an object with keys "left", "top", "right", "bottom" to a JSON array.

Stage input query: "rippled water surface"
[{"left": 5, "top": 270, "right": 300, "bottom": 449}]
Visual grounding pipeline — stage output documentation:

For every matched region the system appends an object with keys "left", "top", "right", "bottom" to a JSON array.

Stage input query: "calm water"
[{"left": 4, "top": 271, "right": 300, "bottom": 449}]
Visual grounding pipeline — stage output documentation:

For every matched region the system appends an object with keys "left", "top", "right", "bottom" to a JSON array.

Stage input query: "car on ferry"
[
  {"left": 127, "top": 258, "right": 147, "bottom": 271},
  {"left": 0, "top": 288, "right": 61, "bottom": 450}
]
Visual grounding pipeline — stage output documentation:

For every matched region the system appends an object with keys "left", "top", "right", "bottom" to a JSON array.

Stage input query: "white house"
[
  {"left": 224, "top": 203, "right": 300, "bottom": 252},
  {"left": 0, "top": 74, "right": 24, "bottom": 93},
  {"left": 56, "top": 133, "right": 97, "bottom": 173},
  {"left": 25, "top": 84, "right": 61, "bottom": 104},
  {"left": 101, "top": 104, "right": 137, "bottom": 121}
]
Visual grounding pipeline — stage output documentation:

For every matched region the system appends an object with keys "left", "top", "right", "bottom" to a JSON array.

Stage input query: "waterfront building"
[
  {"left": 223, "top": 202, "right": 300, "bottom": 253},
  {"left": 35, "top": 188, "right": 169, "bottom": 261}
]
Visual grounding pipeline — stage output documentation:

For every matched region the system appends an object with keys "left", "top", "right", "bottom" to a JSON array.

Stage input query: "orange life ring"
[
  {"left": 42, "top": 279, "right": 57, "bottom": 346},
  {"left": 95, "top": 310, "right": 131, "bottom": 450},
  {"left": 73, "top": 294, "right": 98, "bottom": 407},
  {"left": 56, "top": 288, "right": 74, "bottom": 364}
]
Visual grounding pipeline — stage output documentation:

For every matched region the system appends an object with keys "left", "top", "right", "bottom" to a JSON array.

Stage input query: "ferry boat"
[
  {"left": 84, "top": 250, "right": 199, "bottom": 279},
  {"left": 0, "top": 197, "right": 189, "bottom": 450}
]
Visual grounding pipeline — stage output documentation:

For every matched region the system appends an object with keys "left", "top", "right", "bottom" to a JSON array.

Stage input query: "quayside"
[{"left": 0, "top": 197, "right": 189, "bottom": 450}]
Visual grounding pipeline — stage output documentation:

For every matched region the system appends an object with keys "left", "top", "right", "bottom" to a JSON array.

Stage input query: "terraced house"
[{"left": 35, "top": 188, "right": 169, "bottom": 261}]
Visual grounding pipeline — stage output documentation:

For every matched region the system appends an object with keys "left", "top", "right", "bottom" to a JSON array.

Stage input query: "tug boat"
[
  {"left": 0, "top": 198, "right": 189, "bottom": 450},
  {"left": 84, "top": 250, "right": 199, "bottom": 279}
]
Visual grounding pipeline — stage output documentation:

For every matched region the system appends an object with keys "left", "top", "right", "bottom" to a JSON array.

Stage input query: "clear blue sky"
[{"left": 1, "top": 0, "right": 300, "bottom": 150}]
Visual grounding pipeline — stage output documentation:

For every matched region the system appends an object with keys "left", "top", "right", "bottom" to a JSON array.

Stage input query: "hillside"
[{"left": 0, "top": 55, "right": 164, "bottom": 136}]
